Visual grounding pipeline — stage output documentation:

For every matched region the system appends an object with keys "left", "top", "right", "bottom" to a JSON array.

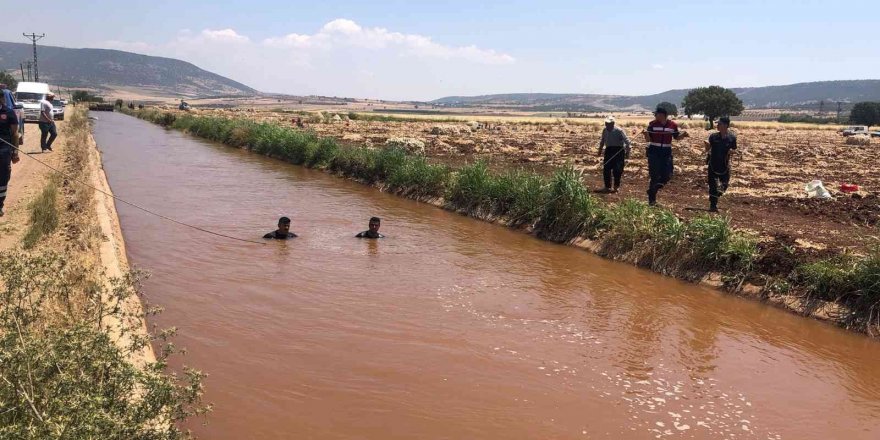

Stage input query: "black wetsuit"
[
  {"left": 355, "top": 230, "right": 385, "bottom": 239},
  {"left": 706, "top": 132, "right": 737, "bottom": 210},
  {"left": 0, "top": 106, "right": 19, "bottom": 213},
  {"left": 264, "top": 230, "right": 297, "bottom": 239}
]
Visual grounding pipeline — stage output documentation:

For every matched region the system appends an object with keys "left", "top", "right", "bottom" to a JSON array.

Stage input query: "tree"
[
  {"left": 681, "top": 85, "right": 744, "bottom": 129},
  {"left": 849, "top": 102, "right": 880, "bottom": 128},
  {"left": 656, "top": 101, "right": 678, "bottom": 116},
  {"left": 72, "top": 90, "right": 104, "bottom": 103},
  {"left": 0, "top": 71, "right": 18, "bottom": 90},
  {"left": 115, "top": 98, "right": 124, "bottom": 108}
]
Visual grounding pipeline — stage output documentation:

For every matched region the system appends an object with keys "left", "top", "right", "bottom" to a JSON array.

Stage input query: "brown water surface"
[{"left": 94, "top": 112, "right": 880, "bottom": 440}]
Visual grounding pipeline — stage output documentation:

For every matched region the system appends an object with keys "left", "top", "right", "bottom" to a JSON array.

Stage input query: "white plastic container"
[{"left": 805, "top": 180, "right": 831, "bottom": 198}]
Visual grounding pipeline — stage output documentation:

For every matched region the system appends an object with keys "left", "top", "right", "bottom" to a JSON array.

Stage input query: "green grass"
[
  {"left": 22, "top": 177, "right": 60, "bottom": 249},
  {"left": 535, "top": 166, "right": 606, "bottom": 242},
  {"left": 797, "top": 250, "right": 880, "bottom": 326}
]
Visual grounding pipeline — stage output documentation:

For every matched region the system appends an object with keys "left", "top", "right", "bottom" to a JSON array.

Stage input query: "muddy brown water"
[{"left": 93, "top": 112, "right": 880, "bottom": 440}]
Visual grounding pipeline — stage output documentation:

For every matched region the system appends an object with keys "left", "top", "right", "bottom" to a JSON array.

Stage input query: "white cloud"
[
  {"left": 96, "top": 19, "right": 515, "bottom": 99},
  {"left": 652, "top": 64, "right": 664, "bottom": 70},
  {"left": 262, "top": 18, "right": 515, "bottom": 65},
  {"left": 178, "top": 28, "right": 251, "bottom": 44}
]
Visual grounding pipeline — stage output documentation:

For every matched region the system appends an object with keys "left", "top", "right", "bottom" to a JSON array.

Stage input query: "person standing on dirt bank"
[
  {"left": 39, "top": 93, "right": 58, "bottom": 152},
  {"left": 0, "top": 84, "right": 23, "bottom": 144},
  {"left": 0, "top": 101, "right": 21, "bottom": 217},
  {"left": 597, "top": 116, "right": 631, "bottom": 193},
  {"left": 643, "top": 106, "right": 688, "bottom": 206},
  {"left": 704, "top": 117, "right": 737, "bottom": 212},
  {"left": 356, "top": 217, "right": 385, "bottom": 239},
  {"left": 264, "top": 216, "right": 297, "bottom": 239}
]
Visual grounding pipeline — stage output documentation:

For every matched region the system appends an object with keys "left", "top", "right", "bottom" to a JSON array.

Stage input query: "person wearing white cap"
[{"left": 597, "top": 116, "right": 631, "bottom": 193}]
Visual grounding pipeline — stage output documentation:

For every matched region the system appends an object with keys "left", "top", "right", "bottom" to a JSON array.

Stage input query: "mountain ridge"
[
  {"left": 432, "top": 80, "right": 880, "bottom": 111},
  {"left": 0, "top": 41, "right": 256, "bottom": 98}
]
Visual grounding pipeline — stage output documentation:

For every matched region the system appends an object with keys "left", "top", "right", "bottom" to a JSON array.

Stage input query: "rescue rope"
[{"left": 1, "top": 137, "right": 267, "bottom": 245}]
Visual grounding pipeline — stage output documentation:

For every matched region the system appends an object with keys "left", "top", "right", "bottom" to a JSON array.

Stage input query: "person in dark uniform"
[
  {"left": 0, "top": 101, "right": 21, "bottom": 217},
  {"left": 355, "top": 217, "right": 384, "bottom": 239},
  {"left": 264, "top": 216, "right": 297, "bottom": 239},
  {"left": 643, "top": 106, "right": 689, "bottom": 206},
  {"left": 597, "top": 116, "right": 631, "bottom": 192},
  {"left": 703, "top": 117, "right": 737, "bottom": 212}
]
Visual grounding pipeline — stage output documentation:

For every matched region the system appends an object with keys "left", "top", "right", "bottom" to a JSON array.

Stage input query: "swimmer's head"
[
  {"left": 278, "top": 216, "right": 291, "bottom": 233},
  {"left": 369, "top": 217, "right": 381, "bottom": 232}
]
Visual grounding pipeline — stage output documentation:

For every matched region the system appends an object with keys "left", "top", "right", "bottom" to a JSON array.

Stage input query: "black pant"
[
  {"left": 0, "top": 145, "right": 12, "bottom": 210},
  {"left": 708, "top": 169, "right": 730, "bottom": 209},
  {"left": 39, "top": 121, "right": 57, "bottom": 151},
  {"left": 646, "top": 147, "right": 673, "bottom": 203},
  {"left": 603, "top": 146, "right": 626, "bottom": 189}
]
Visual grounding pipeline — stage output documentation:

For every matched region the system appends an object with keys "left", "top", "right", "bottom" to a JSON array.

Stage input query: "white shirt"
[{"left": 40, "top": 99, "right": 54, "bottom": 123}]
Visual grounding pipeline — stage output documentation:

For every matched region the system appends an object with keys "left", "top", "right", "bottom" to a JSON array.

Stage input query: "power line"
[{"left": 22, "top": 33, "right": 45, "bottom": 82}]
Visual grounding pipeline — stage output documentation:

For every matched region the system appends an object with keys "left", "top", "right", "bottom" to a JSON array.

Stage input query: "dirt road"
[{"left": 0, "top": 119, "right": 68, "bottom": 250}]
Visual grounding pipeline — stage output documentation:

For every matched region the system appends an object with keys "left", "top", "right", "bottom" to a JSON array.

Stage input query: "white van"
[{"left": 14, "top": 82, "right": 51, "bottom": 122}]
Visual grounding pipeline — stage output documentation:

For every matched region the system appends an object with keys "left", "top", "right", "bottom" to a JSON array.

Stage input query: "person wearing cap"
[
  {"left": 703, "top": 116, "right": 737, "bottom": 212},
  {"left": 642, "top": 106, "right": 688, "bottom": 206},
  {"left": 38, "top": 92, "right": 58, "bottom": 152},
  {"left": 597, "top": 116, "right": 631, "bottom": 193}
]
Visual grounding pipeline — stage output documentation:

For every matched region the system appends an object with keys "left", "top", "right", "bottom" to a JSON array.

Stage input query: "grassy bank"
[
  {"left": 0, "top": 107, "right": 208, "bottom": 438},
  {"left": 120, "top": 107, "right": 880, "bottom": 335}
]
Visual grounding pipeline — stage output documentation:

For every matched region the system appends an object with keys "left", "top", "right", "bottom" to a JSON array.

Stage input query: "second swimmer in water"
[{"left": 355, "top": 217, "right": 384, "bottom": 239}]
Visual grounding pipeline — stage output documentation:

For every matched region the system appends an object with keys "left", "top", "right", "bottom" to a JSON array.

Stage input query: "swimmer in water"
[
  {"left": 355, "top": 217, "right": 384, "bottom": 239},
  {"left": 264, "top": 216, "right": 297, "bottom": 239}
]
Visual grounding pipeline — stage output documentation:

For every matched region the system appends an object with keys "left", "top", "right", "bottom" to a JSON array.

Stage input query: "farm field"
[{"left": 157, "top": 106, "right": 879, "bottom": 252}]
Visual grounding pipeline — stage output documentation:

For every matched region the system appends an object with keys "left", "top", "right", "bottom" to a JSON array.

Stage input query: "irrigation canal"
[{"left": 93, "top": 112, "right": 880, "bottom": 439}]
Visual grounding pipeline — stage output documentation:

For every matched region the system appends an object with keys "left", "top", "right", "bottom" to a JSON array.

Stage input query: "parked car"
[
  {"left": 14, "top": 82, "right": 51, "bottom": 123},
  {"left": 841, "top": 125, "right": 869, "bottom": 136},
  {"left": 870, "top": 131, "right": 880, "bottom": 138},
  {"left": 51, "top": 99, "right": 65, "bottom": 121}
]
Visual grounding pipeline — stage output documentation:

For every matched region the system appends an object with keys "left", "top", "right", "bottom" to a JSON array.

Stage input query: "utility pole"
[
  {"left": 25, "top": 61, "right": 33, "bottom": 82},
  {"left": 22, "top": 33, "right": 45, "bottom": 81},
  {"left": 819, "top": 100, "right": 824, "bottom": 115},
  {"left": 836, "top": 101, "right": 842, "bottom": 123},
  {"left": 19, "top": 62, "right": 25, "bottom": 81}
]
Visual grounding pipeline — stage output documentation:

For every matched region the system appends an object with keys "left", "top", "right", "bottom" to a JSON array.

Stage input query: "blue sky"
[{"left": 2, "top": 0, "right": 878, "bottom": 100}]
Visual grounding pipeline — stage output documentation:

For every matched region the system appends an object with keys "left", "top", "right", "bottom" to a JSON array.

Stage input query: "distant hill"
[
  {"left": 433, "top": 80, "right": 880, "bottom": 111},
  {"left": 0, "top": 41, "right": 256, "bottom": 98}
]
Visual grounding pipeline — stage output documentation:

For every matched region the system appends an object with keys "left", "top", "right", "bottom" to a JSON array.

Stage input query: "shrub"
[
  {"left": 0, "top": 252, "right": 208, "bottom": 439},
  {"left": 22, "top": 176, "right": 59, "bottom": 249},
  {"left": 387, "top": 157, "right": 449, "bottom": 197},
  {"left": 329, "top": 147, "right": 378, "bottom": 181},
  {"left": 447, "top": 161, "right": 496, "bottom": 214},
  {"left": 535, "top": 166, "right": 606, "bottom": 241},
  {"left": 683, "top": 214, "right": 756, "bottom": 271},
  {"left": 798, "top": 249, "right": 880, "bottom": 322}
]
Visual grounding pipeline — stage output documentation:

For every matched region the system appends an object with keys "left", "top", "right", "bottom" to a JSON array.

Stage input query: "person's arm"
[
  {"left": 598, "top": 130, "right": 606, "bottom": 155},
  {"left": 10, "top": 122, "right": 19, "bottom": 164},
  {"left": 621, "top": 129, "right": 632, "bottom": 157}
]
